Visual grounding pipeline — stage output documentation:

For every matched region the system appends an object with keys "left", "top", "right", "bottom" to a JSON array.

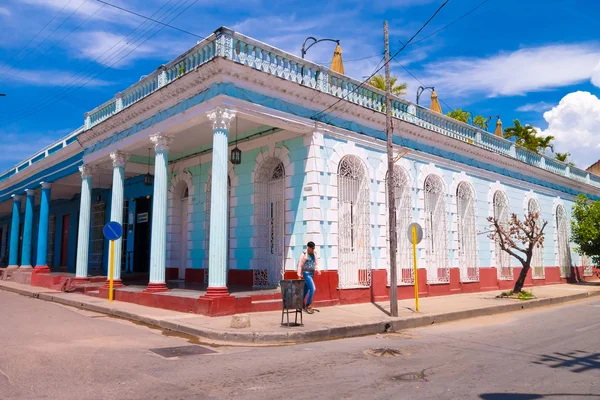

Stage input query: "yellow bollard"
[
  {"left": 108, "top": 240, "right": 115, "bottom": 302},
  {"left": 412, "top": 225, "right": 419, "bottom": 312}
]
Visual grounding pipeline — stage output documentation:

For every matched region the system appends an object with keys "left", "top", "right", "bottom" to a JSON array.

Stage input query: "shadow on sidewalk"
[{"left": 480, "top": 394, "right": 600, "bottom": 399}]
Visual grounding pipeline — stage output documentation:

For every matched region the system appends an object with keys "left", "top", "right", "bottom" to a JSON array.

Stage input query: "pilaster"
[
  {"left": 75, "top": 165, "right": 94, "bottom": 282},
  {"left": 104, "top": 151, "right": 129, "bottom": 288},
  {"left": 204, "top": 107, "right": 236, "bottom": 297},
  {"left": 33, "top": 182, "right": 52, "bottom": 273},
  {"left": 20, "top": 189, "right": 35, "bottom": 268},
  {"left": 146, "top": 133, "right": 174, "bottom": 292},
  {"left": 7, "top": 195, "right": 21, "bottom": 269}
]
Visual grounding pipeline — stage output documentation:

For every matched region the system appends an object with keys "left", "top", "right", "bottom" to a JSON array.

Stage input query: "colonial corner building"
[{"left": 0, "top": 27, "right": 596, "bottom": 316}]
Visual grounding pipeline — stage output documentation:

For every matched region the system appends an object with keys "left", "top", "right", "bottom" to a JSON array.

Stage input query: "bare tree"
[{"left": 488, "top": 212, "right": 548, "bottom": 293}]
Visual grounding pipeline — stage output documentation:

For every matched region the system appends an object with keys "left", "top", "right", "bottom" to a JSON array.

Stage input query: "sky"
[{"left": 0, "top": 0, "right": 599, "bottom": 171}]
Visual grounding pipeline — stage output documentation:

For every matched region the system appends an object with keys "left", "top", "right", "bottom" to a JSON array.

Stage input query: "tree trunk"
[{"left": 513, "top": 265, "right": 530, "bottom": 293}]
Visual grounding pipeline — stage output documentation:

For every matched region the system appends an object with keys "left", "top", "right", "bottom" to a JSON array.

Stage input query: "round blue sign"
[{"left": 103, "top": 221, "right": 123, "bottom": 241}]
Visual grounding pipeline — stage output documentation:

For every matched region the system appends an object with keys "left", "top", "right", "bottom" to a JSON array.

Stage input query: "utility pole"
[{"left": 384, "top": 21, "right": 398, "bottom": 317}]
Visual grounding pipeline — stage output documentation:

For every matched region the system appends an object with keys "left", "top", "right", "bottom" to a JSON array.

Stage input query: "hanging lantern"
[
  {"left": 229, "top": 117, "right": 242, "bottom": 165},
  {"left": 230, "top": 146, "right": 242, "bottom": 165},
  {"left": 144, "top": 147, "right": 154, "bottom": 186}
]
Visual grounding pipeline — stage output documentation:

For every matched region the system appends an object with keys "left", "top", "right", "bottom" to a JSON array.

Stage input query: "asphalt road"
[{"left": 0, "top": 290, "right": 598, "bottom": 400}]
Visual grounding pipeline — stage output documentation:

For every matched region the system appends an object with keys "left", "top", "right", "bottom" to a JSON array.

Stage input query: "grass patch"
[{"left": 496, "top": 289, "right": 535, "bottom": 300}]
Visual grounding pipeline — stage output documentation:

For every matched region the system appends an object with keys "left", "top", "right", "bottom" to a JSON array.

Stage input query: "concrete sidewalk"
[{"left": 1, "top": 280, "right": 598, "bottom": 345}]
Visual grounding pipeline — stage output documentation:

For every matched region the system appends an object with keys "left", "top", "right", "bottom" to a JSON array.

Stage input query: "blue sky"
[{"left": 1, "top": 0, "right": 599, "bottom": 171}]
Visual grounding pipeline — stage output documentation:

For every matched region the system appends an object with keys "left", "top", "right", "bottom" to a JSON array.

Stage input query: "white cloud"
[
  {"left": 0, "top": 7, "right": 11, "bottom": 16},
  {"left": 72, "top": 31, "right": 191, "bottom": 68},
  {"left": 540, "top": 91, "right": 600, "bottom": 169},
  {"left": 421, "top": 44, "right": 600, "bottom": 98},
  {"left": 516, "top": 101, "right": 554, "bottom": 113},
  {"left": 0, "top": 63, "right": 111, "bottom": 87},
  {"left": 0, "top": 130, "right": 71, "bottom": 170}
]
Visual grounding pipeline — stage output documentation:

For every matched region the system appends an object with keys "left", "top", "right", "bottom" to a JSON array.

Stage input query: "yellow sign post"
[
  {"left": 411, "top": 225, "right": 419, "bottom": 312},
  {"left": 108, "top": 240, "right": 115, "bottom": 302},
  {"left": 103, "top": 221, "right": 123, "bottom": 303},
  {"left": 407, "top": 222, "right": 423, "bottom": 313}
]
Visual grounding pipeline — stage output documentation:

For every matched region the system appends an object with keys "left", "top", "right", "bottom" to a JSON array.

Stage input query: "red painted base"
[
  {"left": 72, "top": 277, "right": 91, "bottom": 284},
  {"left": 33, "top": 265, "right": 51, "bottom": 273},
  {"left": 101, "top": 279, "right": 124, "bottom": 289},
  {"left": 204, "top": 286, "right": 230, "bottom": 297},
  {"left": 196, "top": 294, "right": 237, "bottom": 316},
  {"left": 144, "top": 282, "right": 169, "bottom": 293}
]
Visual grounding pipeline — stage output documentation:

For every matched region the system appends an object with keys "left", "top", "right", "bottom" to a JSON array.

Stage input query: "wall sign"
[{"left": 137, "top": 212, "right": 149, "bottom": 223}]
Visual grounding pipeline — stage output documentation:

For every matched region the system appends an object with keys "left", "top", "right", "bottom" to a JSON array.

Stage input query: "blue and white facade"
[{"left": 0, "top": 27, "right": 596, "bottom": 302}]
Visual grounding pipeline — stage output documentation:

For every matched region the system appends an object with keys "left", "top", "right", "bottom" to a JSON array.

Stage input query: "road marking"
[{"left": 575, "top": 322, "right": 600, "bottom": 332}]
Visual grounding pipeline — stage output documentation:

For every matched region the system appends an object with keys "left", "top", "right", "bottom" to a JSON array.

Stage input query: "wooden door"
[{"left": 60, "top": 214, "right": 71, "bottom": 267}]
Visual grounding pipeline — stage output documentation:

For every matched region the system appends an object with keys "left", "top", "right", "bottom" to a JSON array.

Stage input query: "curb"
[{"left": 1, "top": 282, "right": 599, "bottom": 345}]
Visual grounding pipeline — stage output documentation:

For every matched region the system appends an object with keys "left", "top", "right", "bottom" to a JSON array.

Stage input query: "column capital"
[
  {"left": 150, "top": 132, "right": 174, "bottom": 152},
  {"left": 40, "top": 182, "right": 52, "bottom": 190},
  {"left": 206, "top": 107, "right": 237, "bottom": 131},
  {"left": 79, "top": 164, "right": 96, "bottom": 179},
  {"left": 110, "top": 150, "right": 130, "bottom": 168},
  {"left": 25, "top": 189, "right": 35, "bottom": 197},
  {"left": 11, "top": 194, "right": 21, "bottom": 202}
]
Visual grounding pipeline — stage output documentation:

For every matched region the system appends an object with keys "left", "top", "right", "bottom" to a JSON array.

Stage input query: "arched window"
[
  {"left": 205, "top": 175, "right": 232, "bottom": 284},
  {"left": 582, "top": 254, "right": 593, "bottom": 277},
  {"left": 556, "top": 205, "right": 571, "bottom": 278},
  {"left": 528, "top": 198, "right": 544, "bottom": 279},
  {"left": 457, "top": 182, "right": 478, "bottom": 282},
  {"left": 338, "top": 155, "right": 371, "bottom": 288},
  {"left": 424, "top": 175, "right": 449, "bottom": 283},
  {"left": 493, "top": 191, "right": 512, "bottom": 280},
  {"left": 253, "top": 158, "right": 285, "bottom": 288},
  {"left": 391, "top": 166, "right": 413, "bottom": 284}
]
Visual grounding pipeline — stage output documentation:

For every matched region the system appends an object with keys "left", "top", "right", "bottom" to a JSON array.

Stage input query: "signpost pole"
[
  {"left": 109, "top": 240, "right": 115, "bottom": 302},
  {"left": 412, "top": 225, "right": 419, "bottom": 312}
]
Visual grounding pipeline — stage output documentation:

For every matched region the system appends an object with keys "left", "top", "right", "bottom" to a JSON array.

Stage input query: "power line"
[
  {"left": 2, "top": 0, "right": 189, "bottom": 121},
  {"left": 312, "top": 0, "right": 450, "bottom": 121},
  {"left": 394, "top": 59, "right": 455, "bottom": 112},
  {"left": 3, "top": 0, "right": 201, "bottom": 125},
  {"left": 0, "top": 0, "right": 74, "bottom": 77},
  {"left": 0, "top": 0, "right": 88, "bottom": 87},
  {"left": 95, "top": 0, "right": 205, "bottom": 39}
]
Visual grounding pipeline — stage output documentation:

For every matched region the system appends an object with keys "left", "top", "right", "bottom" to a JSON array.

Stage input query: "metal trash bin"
[{"left": 280, "top": 279, "right": 305, "bottom": 326}]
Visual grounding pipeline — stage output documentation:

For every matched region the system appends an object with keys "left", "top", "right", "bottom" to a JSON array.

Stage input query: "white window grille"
[
  {"left": 424, "top": 175, "right": 449, "bottom": 284},
  {"left": 389, "top": 166, "right": 413, "bottom": 285},
  {"left": 47, "top": 216, "right": 56, "bottom": 267},
  {"left": 205, "top": 176, "right": 231, "bottom": 284},
  {"left": 457, "top": 182, "right": 478, "bottom": 282},
  {"left": 338, "top": 155, "right": 372, "bottom": 288},
  {"left": 556, "top": 205, "right": 571, "bottom": 278},
  {"left": 253, "top": 158, "right": 285, "bottom": 288},
  {"left": 528, "top": 199, "right": 544, "bottom": 279},
  {"left": 90, "top": 204, "right": 105, "bottom": 272},
  {"left": 582, "top": 254, "right": 593, "bottom": 277},
  {"left": 493, "top": 191, "right": 512, "bottom": 280}
]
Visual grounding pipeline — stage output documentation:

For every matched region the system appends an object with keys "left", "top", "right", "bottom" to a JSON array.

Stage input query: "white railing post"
[
  {"left": 84, "top": 113, "right": 91, "bottom": 130},
  {"left": 509, "top": 144, "right": 517, "bottom": 158},
  {"left": 157, "top": 66, "right": 167, "bottom": 88},
  {"left": 215, "top": 27, "right": 234, "bottom": 59},
  {"left": 540, "top": 156, "right": 546, "bottom": 169},
  {"left": 586, "top": 172, "right": 591, "bottom": 185},
  {"left": 115, "top": 92, "right": 123, "bottom": 113}
]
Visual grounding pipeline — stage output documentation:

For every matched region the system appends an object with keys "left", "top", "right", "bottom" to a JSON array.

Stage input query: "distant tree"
[
  {"left": 446, "top": 108, "right": 471, "bottom": 124},
  {"left": 504, "top": 119, "right": 555, "bottom": 154},
  {"left": 571, "top": 194, "right": 600, "bottom": 268},
  {"left": 472, "top": 115, "right": 490, "bottom": 131},
  {"left": 488, "top": 212, "right": 547, "bottom": 293},
  {"left": 369, "top": 74, "right": 408, "bottom": 96},
  {"left": 554, "top": 152, "right": 575, "bottom": 166}
]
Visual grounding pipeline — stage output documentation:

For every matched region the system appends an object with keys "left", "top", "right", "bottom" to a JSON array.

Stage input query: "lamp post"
[
  {"left": 416, "top": 86, "right": 434, "bottom": 105},
  {"left": 301, "top": 37, "right": 340, "bottom": 59}
]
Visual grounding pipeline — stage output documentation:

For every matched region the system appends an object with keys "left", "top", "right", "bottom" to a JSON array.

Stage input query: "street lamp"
[
  {"left": 301, "top": 37, "right": 340, "bottom": 59},
  {"left": 416, "top": 86, "right": 434, "bottom": 105}
]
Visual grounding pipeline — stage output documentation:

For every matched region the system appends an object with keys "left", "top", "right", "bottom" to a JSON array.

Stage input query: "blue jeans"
[{"left": 303, "top": 271, "right": 316, "bottom": 307}]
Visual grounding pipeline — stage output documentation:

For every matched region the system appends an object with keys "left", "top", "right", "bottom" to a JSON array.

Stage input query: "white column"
[
  {"left": 206, "top": 107, "right": 236, "bottom": 296},
  {"left": 105, "top": 150, "right": 129, "bottom": 287},
  {"left": 75, "top": 165, "right": 93, "bottom": 281},
  {"left": 146, "top": 133, "right": 173, "bottom": 292}
]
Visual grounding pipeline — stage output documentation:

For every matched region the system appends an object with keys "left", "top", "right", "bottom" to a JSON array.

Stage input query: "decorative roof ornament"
[
  {"left": 330, "top": 43, "right": 344, "bottom": 75},
  {"left": 494, "top": 117, "right": 503, "bottom": 137},
  {"left": 430, "top": 90, "right": 442, "bottom": 113}
]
